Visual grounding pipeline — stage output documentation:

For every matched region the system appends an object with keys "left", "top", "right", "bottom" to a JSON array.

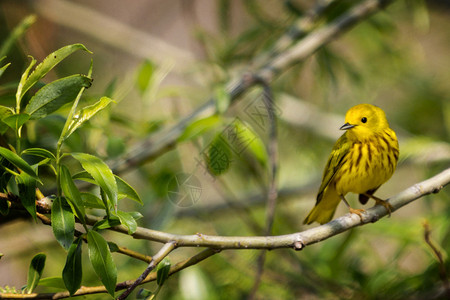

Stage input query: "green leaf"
[
  {"left": 206, "top": 133, "right": 232, "bottom": 176},
  {"left": 0, "top": 15, "right": 36, "bottom": 58},
  {"left": 214, "top": 85, "right": 230, "bottom": 114},
  {"left": 93, "top": 218, "right": 121, "bottom": 230},
  {"left": 113, "top": 210, "right": 137, "bottom": 234},
  {"left": 65, "top": 96, "right": 114, "bottom": 139},
  {"left": 16, "top": 57, "right": 37, "bottom": 108},
  {"left": 71, "top": 153, "right": 118, "bottom": 211},
  {"left": 136, "top": 289, "right": 155, "bottom": 300},
  {"left": 107, "top": 242, "right": 119, "bottom": 253},
  {"left": 25, "top": 74, "right": 93, "bottom": 119},
  {"left": 38, "top": 277, "right": 66, "bottom": 290},
  {"left": 0, "top": 106, "right": 14, "bottom": 134},
  {"left": 0, "top": 62, "right": 11, "bottom": 79},
  {"left": 178, "top": 115, "right": 223, "bottom": 142},
  {"left": 27, "top": 253, "right": 46, "bottom": 294},
  {"left": 87, "top": 230, "right": 117, "bottom": 297},
  {"left": 19, "top": 44, "right": 91, "bottom": 103},
  {"left": 22, "top": 148, "right": 56, "bottom": 161},
  {"left": 15, "top": 169, "right": 37, "bottom": 221},
  {"left": 60, "top": 165, "right": 86, "bottom": 224},
  {"left": 51, "top": 197, "right": 75, "bottom": 250},
  {"left": 156, "top": 257, "right": 171, "bottom": 286},
  {"left": 2, "top": 113, "right": 30, "bottom": 131},
  {"left": 128, "top": 211, "right": 143, "bottom": 221},
  {"left": 0, "top": 147, "right": 39, "bottom": 180},
  {"left": 116, "top": 175, "right": 142, "bottom": 204},
  {"left": 136, "top": 60, "right": 155, "bottom": 94},
  {"left": 63, "top": 237, "right": 83, "bottom": 296},
  {"left": 81, "top": 192, "right": 105, "bottom": 209},
  {"left": 233, "top": 119, "right": 268, "bottom": 167}
]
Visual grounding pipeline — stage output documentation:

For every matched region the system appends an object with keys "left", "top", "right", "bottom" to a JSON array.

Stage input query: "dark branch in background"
[
  {"left": 249, "top": 79, "right": 279, "bottom": 299},
  {"left": 109, "top": 0, "right": 395, "bottom": 176}
]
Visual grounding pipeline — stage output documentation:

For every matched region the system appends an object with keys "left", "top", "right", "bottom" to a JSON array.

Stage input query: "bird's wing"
[{"left": 316, "top": 133, "right": 351, "bottom": 204}]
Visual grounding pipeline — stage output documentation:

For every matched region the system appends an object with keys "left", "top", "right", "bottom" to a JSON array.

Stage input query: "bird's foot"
[
  {"left": 349, "top": 208, "right": 365, "bottom": 221},
  {"left": 364, "top": 193, "right": 393, "bottom": 217}
]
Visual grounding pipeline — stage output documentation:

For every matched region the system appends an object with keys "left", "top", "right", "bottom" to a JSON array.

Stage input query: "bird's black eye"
[{"left": 361, "top": 117, "right": 367, "bottom": 123}]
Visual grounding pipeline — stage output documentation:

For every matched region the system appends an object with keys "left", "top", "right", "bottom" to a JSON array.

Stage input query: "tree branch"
[{"left": 87, "top": 167, "right": 450, "bottom": 250}]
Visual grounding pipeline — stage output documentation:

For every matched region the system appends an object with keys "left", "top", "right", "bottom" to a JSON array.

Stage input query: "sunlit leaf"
[
  {"left": 87, "top": 230, "right": 117, "bottom": 297},
  {"left": 233, "top": 119, "right": 268, "bottom": 167},
  {"left": 22, "top": 148, "right": 56, "bottom": 161},
  {"left": 136, "top": 60, "right": 155, "bottom": 94},
  {"left": 81, "top": 192, "right": 105, "bottom": 209},
  {"left": 156, "top": 257, "right": 171, "bottom": 286},
  {"left": 26, "top": 253, "right": 46, "bottom": 294},
  {"left": 19, "top": 44, "right": 91, "bottom": 103},
  {"left": 65, "top": 96, "right": 114, "bottom": 139},
  {"left": 178, "top": 115, "right": 223, "bottom": 142},
  {"left": 2, "top": 113, "right": 30, "bottom": 131},
  {"left": 116, "top": 175, "right": 142, "bottom": 204},
  {"left": 0, "top": 147, "right": 39, "bottom": 181},
  {"left": 113, "top": 210, "right": 137, "bottom": 234},
  {"left": 25, "top": 75, "right": 93, "bottom": 119},
  {"left": 71, "top": 153, "right": 118, "bottom": 211},
  {"left": 38, "top": 277, "right": 66, "bottom": 290}
]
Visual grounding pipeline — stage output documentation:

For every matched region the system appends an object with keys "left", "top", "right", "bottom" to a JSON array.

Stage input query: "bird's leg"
[
  {"left": 340, "top": 195, "right": 365, "bottom": 220},
  {"left": 362, "top": 193, "right": 393, "bottom": 217}
]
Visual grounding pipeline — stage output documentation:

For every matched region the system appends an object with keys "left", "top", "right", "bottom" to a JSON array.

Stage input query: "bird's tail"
[{"left": 303, "top": 185, "right": 341, "bottom": 225}]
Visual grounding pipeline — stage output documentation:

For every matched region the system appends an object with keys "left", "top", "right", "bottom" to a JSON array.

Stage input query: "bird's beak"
[{"left": 340, "top": 123, "right": 355, "bottom": 130}]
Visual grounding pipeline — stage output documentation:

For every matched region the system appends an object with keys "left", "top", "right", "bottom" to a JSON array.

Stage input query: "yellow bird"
[{"left": 303, "top": 104, "right": 399, "bottom": 225}]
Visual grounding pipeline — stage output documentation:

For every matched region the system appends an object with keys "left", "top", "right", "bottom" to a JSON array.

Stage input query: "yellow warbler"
[{"left": 303, "top": 104, "right": 399, "bottom": 225}]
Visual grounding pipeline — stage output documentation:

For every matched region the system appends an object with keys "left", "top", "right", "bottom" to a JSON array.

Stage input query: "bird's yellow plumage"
[{"left": 304, "top": 104, "right": 399, "bottom": 225}]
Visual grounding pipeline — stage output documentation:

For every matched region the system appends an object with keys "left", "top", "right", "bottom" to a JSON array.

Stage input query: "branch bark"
[{"left": 89, "top": 167, "right": 450, "bottom": 250}]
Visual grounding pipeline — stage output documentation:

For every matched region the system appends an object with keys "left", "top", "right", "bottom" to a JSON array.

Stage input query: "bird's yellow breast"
[{"left": 334, "top": 129, "right": 398, "bottom": 195}]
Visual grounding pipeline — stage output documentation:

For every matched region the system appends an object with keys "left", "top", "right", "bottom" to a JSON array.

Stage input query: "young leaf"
[
  {"left": 25, "top": 74, "right": 93, "bottom": 119},
  {"left": 65, "top": 96, "right": 114, "bottom": 139},
  {"left": 19, "top": 44, "right": 91, "bottom": 103},
  {"left": 15, "top": 170, "right": 37, "bottom": 221},
  {"left": 0, "top": 147, "right": 39, "bottom": 180},
  {"left": 0, "top": 62, "right": 11, "bottom": 79},
  {"left": 60, "top": 165, "right": 86, "bottom": 224},
  {"left": 92, "top": 218, "right": 121, "bottom": 230},
  {"left": 233, "top": 119, "right": 268, "bottom": 168},
  {"left": 0, "top": 15, "right": 36, "bottom": 58},
  {"left": 71, "top": 153, "right": 118, "bottom": 211},
  {"left": 22, "top": 148, "right": 56, "bottom": 161},
  {"left": 27, "top": 253, "right": 46, "bottom": 294},
  {"left": 63, "top": 237, "right": 83, "bottom": 296},
  {"left": 87, "top": 230, "right": 117, "bottom": 297},
  {"left": 136, "top": 60, "right": 155, "bottom": 94},
  {"left": 2, "top": 113, "right": 30, "bottom": 131},
  {"left": 16, "top": 57, "right": 37, "bottom": 108},
  {"left": 38, "top": 277, "right": 66, "bottom": 290},
  {"left": 51, "top": 197, "right": 75, "bottom": 250},
  {"left": 156, "top": 257, "right": 171, "bottom": 286},
  {"left": 113, "top": 210, "right": 137, "bottom": 234},
  {"left": 178, "top": 115, "right": 222, "bottom": 142},
  {"left": 116, "top": 175, "right": 142, "bottom": 204}
]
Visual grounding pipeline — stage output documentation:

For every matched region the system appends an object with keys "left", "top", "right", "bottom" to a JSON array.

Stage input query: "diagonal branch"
[{"left": 110, "top": 0, "right": 396, "bottom": 175}]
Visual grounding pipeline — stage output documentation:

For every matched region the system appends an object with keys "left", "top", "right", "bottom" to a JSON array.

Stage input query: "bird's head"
[{"left": 340, "top": 104, "right": 390, "bottom": 140}]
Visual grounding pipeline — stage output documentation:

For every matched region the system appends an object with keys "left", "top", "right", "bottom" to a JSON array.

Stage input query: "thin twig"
[{"left": 117, "top": 241, "right": 176, "bottom": 300}]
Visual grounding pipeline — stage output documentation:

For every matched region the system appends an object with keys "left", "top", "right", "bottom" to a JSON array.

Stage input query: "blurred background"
[{"left": 0, "top": 0, "right": 449, "bottom": 299}]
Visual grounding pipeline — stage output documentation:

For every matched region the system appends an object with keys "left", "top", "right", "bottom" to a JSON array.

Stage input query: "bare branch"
[
  {"left": 88, "top": 167, "right": 450, "bottom": 250},
  {"left": 117, "top": 241, "right": 176, "bottom": 300}
]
